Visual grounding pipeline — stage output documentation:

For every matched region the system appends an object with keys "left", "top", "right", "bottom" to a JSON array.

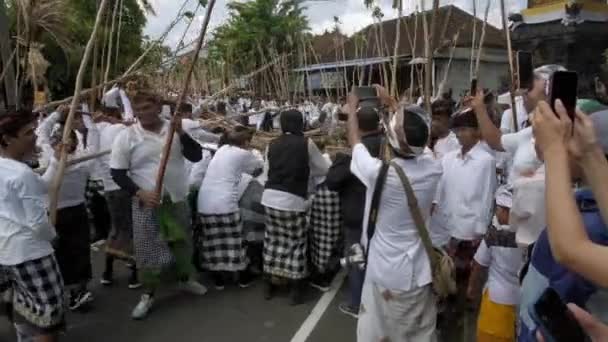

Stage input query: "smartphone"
[
  {"left": 549, "top": 71, "right": 578, "bottom": 120},
  {"left": 470, "top": 78, "right": 478, "bottom": 95},
  {"left": 529, "top": 288, "right": 590, "bottom": 342},
  {"left": 353, "top": 86, "right": 380, "bottom": 108},
  {"left": 517, "top": 51, "right": 533, "bottom": 90}
]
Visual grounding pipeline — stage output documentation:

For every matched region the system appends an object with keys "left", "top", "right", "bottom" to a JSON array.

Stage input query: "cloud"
[{"left": 143, "top": 0, "right": 527, "bottom": 49}]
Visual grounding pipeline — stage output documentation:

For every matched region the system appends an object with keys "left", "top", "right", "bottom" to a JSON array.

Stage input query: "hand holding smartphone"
[
  {"left": 517, "top": 51, "right": 534, "bottom": 90},
  {"left": 529, "top": 288, "right": 590, "bottom": 342},
  {"left": 548, "top": 71, "right": 578, "bottom": 120},
  {"left": 353, "top": 86, "right": 380, "bottom": 109}
]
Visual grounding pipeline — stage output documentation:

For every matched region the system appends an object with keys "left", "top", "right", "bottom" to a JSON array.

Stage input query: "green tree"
[{"left": 205, "top": 0, "right": 310, "bottom": 91}]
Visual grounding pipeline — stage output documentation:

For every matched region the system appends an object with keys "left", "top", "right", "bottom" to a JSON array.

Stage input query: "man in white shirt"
[
  {"left": 430, "top": 98, "right": 460, "bottom": 159},
  {"left": 432, "top": 108, "right": 496, "bottom": 340},
  {"left": 0, "top": 111, "right": 66, "bottom": 342},
  {"left": 346, "top": 90, "right": 442, "bottom": 342},
  {"left": 95, "top": 107, "right": 141, "bottom": 290},
  {"left": 110, "top": 91, "right": 208, "bottom": 320}
]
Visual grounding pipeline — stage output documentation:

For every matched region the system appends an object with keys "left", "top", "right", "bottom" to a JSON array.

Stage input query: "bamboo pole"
[
  {"left": 102, "top": 0, "right": 120, "bottom": 94},
  {"left": 421, "top": 0, "right": 431, "bottom": 111},
  {"left": 99, "top": 11, "right": 110, "bottom": 99},
  {"left": 409, "top": 9, "right": 419, "bottom": 101},
  {"left": 122, "top": 0, "right": 192, "bottom": 77},
  {"left": 154, "top": 0, "right": 217, "bottom": 198},
  {"left": 41, "top": 73, "right": 136, "bottom": 110},
  {"left": 500, "top": 0, "right": 518, "bottom": 132},
  {"left": 49, "top": 0, "right": 109, "bottom": 224},
  {"left": 0, "top": 47, "right": 17, "bottom": 84},
  {"left": 474, "top": 0, "right": 491, "bottom": 79},
  {"left": 469, "top": 0, "right": 477, "bottom": 80},
  {"left": 438, "top": 30, "right": 460, "bottom": 96},
  {"left": 204, "top": 54, "right": 288, "bottom": 103},
  {"left": 114, "top": 0, "right": 124, "bottom": 75},
  {"left": 391, "top": 1, "right": 403, "bottom": 98}
]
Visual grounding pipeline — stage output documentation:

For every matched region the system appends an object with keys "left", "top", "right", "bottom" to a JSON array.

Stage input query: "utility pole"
[{"left": 0, "top": 0, "right": 17, "bottom": 111}]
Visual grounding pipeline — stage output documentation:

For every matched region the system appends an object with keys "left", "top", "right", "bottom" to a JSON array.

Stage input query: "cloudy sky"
[{"left": 144, "top": 0, "right": 527, "bottom": 49}]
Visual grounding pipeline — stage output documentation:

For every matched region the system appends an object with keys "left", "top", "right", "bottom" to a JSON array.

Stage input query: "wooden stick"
[
  {"left": 36, "top": 150, "right": 111, "bottom": 174},
  {"left": 49, "top": 0, "right": 109, "bottom": 224},
  {"left": 155, "top": 0, "right": 217, "bottom": 198},
  {"left": 391, "top": 2, "right": 403, "bottom": 98},
  {"left": 0, "top": 47, "right": 16, "bottom": 84},
  {"left": 474, "top": 0, "right": 491, "bottom": 78},
  {"left": 204, "top": 54, "right": 288, "bottom": 104},
  {"left": 41, "top": 73, "right": 136, "bottom": 110},
  {"left": 437, "top": 30, "right": 461, "bottom": 97},
  {"left": 102, "top": 0, "right": 120, "bottom": 94},
  {"left": 470, "top": 0, "right": 477, "bottom": 80},
  {"left": 122, "top": 0, "right": 191, "bottom": 77},
  {"left": 500, "top": 0, "right": 518, "bottom": 132}
]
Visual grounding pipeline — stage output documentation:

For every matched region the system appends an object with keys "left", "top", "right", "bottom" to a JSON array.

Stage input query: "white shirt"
[
  {"left": 198, "top": 145, "right": 263, "bottom": 214},
  {"left": 501, "top": 127, "right": 542, "bottom": 184},
  {"left": 181, "top": 118, "right": 220, "bottom": 145},
  {"left": 36, "top": 113, "right": 99, "bottom": 207},
  {"left": 510, "top": 169, "right": 546, "bottom": 247},
  {"left": 433, "top": 142, "right": 497, "bottom": 241},
  {"left": 351, "top": 143, "right": 442, "bottom": 291},
  {"left": 0, "top": 158, "right": 56, "bottom": 265},
  {"left": 261, "top": 139, "right": 330, "bottom": 212},
  {"left": 98, "top": 122, "right": 128, "bottom": 192},
  {"left": 433, "top": 131, "right": 460, "bottom": 160},
  {"left": 474, "top": 219, "right": 524, "bottom": 305},
  {"left": 188, "top": 149, "right": 213, "bottom": 190},
  {"left": 500, "top": 97, "right": 529, "bottom": 134},
  {"left": 102, "top": 87, "right": 134, "bottom": 121},
  {"left": 110, "top": 121, "right": 190, "bottom": 202}
]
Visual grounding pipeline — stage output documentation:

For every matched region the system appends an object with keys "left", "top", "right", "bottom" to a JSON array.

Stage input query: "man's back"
[{"left": 350, "top": 143, "right": 442, "bottom": 291}]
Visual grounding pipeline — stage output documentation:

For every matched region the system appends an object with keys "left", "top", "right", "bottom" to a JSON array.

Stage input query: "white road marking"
[{"left": 290, "top": 269, "right": 347, "bottom": 342}]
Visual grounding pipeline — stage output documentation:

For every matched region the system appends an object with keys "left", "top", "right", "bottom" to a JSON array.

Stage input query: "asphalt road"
[{"left": 0, "top": 251, "right": 358, "bottom": 342}]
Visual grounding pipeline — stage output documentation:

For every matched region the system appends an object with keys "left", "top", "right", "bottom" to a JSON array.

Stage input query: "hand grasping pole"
[
  {"left": 49, "top": 0, "right": 109, "bottom": 224},
  {"left": 154, "top": 0, "right": 217, "bottom": 198}
]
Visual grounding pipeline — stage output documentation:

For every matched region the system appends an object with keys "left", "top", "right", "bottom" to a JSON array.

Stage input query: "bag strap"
[
  {"left": 365, "top": 162, "right": 390, "bottom": 257},
  {"left": 389, "top": 161, "right": 439, "bottom": 270}
]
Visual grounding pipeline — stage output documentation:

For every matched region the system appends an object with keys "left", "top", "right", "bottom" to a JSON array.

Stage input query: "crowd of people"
[{"left": 1, "top": 63, "right": 608, "bottom": 342}]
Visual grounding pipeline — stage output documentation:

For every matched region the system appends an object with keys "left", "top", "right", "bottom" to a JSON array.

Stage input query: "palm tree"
[{"left": 10, "top": 0, "right": 74, "bottom": 105}]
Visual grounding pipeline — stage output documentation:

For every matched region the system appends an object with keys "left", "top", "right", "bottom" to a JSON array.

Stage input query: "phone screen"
[
  {"left": 517, "top": 51, "right": 533, "bottom": 90},
  {"left": 532, "top": 288, "right": 588, "bottom": 342},
  {"left": 549, "top": 71, "right": 578, "bottom": 120},
  {"left": 470, "top": 78, "right": 478, "bottom": 95},
  {"left": 354, "top": 86, "right": 380, "bottom": 109}
]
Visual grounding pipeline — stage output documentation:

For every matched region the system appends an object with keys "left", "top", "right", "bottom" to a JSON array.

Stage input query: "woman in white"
[{"left": 198, "top": 126, "right": 264, "bottom": 290}]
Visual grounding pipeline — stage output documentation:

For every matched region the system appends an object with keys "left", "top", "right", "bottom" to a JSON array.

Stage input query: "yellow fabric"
[{"left": 476, "top": 289, "right": 516, "bottom": 342}]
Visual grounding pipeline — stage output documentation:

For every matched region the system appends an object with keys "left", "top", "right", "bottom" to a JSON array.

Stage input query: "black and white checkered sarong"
[
  {"left": 131, "top": 199, "right": 175, "bottom": 270},
  {"left": 309, "top": 185, "right": 342, "bottom": 272},
  {"left": 263, "top": 207, "right": 308, "bottom": 280},
  {"left": 0, "top": 254, "right": 66, "bottom": 330},
  {"left": 199, "top": 212, "right": 249, "bottom": 272}
]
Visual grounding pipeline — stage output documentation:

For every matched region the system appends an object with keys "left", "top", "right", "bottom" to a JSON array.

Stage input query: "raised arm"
[
  {"left": 470, "top": 89, "right": 505, "bottom": 152},
  {"left": 534, "top": 100, "right": 608, "bottom": 287}
]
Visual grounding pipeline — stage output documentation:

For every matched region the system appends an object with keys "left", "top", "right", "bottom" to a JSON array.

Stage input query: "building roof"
[{"left": 316, "top": 4, "right": 507, "bottom": 63}]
